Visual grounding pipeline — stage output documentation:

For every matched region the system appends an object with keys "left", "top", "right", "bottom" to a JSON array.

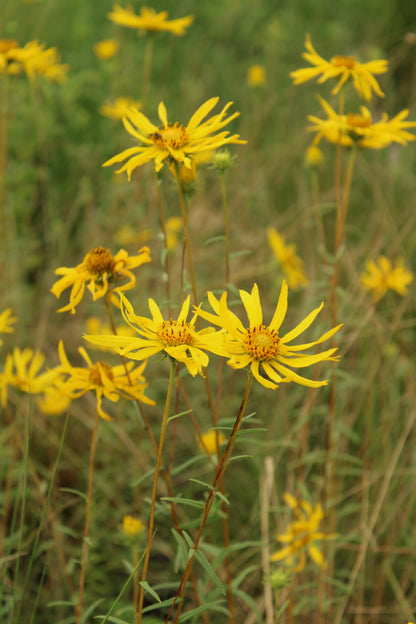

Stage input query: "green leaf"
[
  {"left": 59, "top": 487, "right": 87, "bottom": 502},
  {"left": 139, "top": 581, "right": 161, "bottom": 603},
  {"left": 167, "top": 409, "right": 192, "bottom": 423},
  {"left": 178, "top": 599, "right": 228, "bottom": 622},
  {"left": 161, "top": 496, "right": 206, "bottom": 509},
  {"left": 193, "top": 547, "right": 225, "bottom": 594},
  {"left": 188, "top": 479, "right": 229, "bottom": 505},
  {"left": 203, "top": 234, "right": 225, "bottom": 245}
]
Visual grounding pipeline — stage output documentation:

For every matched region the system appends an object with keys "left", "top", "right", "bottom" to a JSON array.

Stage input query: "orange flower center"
[
  {"left": 85, "top": 247, "right": 116, "bottom": 275},
  {"left": 150, "top": 123, "right": 189, "bottom": 150},
  {"left": 244, "top": 325, "right": 280, "bottom": 361},
  {"left": 0, "top": 39, "right": 19, "bottom": 54},
  {"left": 346, "top": 113, "right": 372, "bottom": 128},
  {"left": 331, "top": 55, "right": 356, "bottom": 69},
  {"left": 89, "top": 362, "right": 114, "bottom": 386},
  {"left": 157, "top": 320, "right": 193, "bottom": 346}
]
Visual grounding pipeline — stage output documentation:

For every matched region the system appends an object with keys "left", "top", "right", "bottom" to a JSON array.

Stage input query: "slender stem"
[
  {"left": 141, "top": 35, "right": 154, "bottom": 110},
  {"left": 220, "top": 173, "right": 231, "bottom": 289},
  {"left": 76, "top": 411, "right": 100, "bottom": 624},
  {"left": 136, "top": 359, "right": 177, "bottom": 624},
  {"left": 174, "top": 165, "right": 198, "bottom": 304},
  {"left": 153, "top": 169, "right": 172, "bottom": 314},
  {"left": 0, "top": 74, "right": 9, "bottom": 288},
  {"left": 165, "top": 373, "right": 254, "bottom": 624}
]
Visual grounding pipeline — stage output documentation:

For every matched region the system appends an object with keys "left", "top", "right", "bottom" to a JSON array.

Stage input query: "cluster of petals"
[
  {"left": 103, "top": 97, "right": 246, "bottom": 178},
  {"left": 0, "top": 308, "right": 17, "bottom": 346},
  {"left": 51, "top": 246, "right": 151, "bottom": 314},
  {"left": 267, "top": 227, "right": 308, "bottom": 289},
  {"left": 0, "top": 38, "right": 69, "bottom": 83},
  {"left": 360, "top": 256, "right": 413, "bottom": 301},
  {"left": 271, "top": 492, "right": 336, "bottom": 572},
  {"left": 308, "top": 96, "right": 416, "bottom": 149},
  {"left": 108, "top": 5, "right": 194, "bottom": 36},
  {"left": 196, "top": 281, "right": 341, "bottom": 390},
  {"left": 291, "top": 34, "right": 388, "bottom": 101}
]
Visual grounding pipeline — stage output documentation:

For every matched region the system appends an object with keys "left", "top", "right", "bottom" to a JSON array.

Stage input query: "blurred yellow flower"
[
  {"left": 6, "top": 40, "right": 69, "bottom": 83},
  {"left": 37, "top": 387, "right": 72, "bottom": 415},
  {"left": 85, "top": 317, "right": 135, "bottom": 349},
  {"left": 196, "top": 281, "right": 341, "bottom": 390},
  {"left": 267, "top": 227, "right": 308, "bottom": 289},
  {"left": 0, "top": 308, "right": 17, "bottom": 346},
  {"left": 0, "top": 39, "right": 19, "bottom": 74},
  {"left": 103, "top": 97, "right": 245, "bottom": 179},
  {"left": 271, "top": 492, "right": 337, "bottom": 572},
  {"left": 198, "top": 430, "right": 226, "bottom": 455},
  {"left": 291, "top": 34, "right": 388, "bottom": 101},
  {"left": 165, "top": 216, "right": 183, "bottom": 251},
  {"left": 122, "top": 515, "right": 144, "bottom": 536},
  {"left": 54, "top": 341, "right": 154, "bottom": 420},
  {"left": 85, "top": 293, "right": 228, "bottom": 378},
  {"left": 308, "top": 96, "right": 416, "bottom": 149},
  {"left": 10, "top": 348, "right": 60, "bottom": 395},
  {"left": 360, "top": 256, "right": 413, "bottom": 301},
  {"left": 247, "top": 64, "right": 266, "bottom": 87},
  {"left": 51, "top": 246, "right": 151, "bottom": 314},
  {"left": 0, "top": 353, "right": 14, "bottom": 407},
  {"left": 94, "top": 39, "right": 119, "bottom": 60},
  {"left": 113, "top": 225, "right": 152, "bottom": 246},
  {"left": 305, "top": 144, "right": 323, "bottom": 167},
  {"left": 108, "top": 5, "right": 194, "bottom": 36},
  {"left": 100, "top": 96, "right": 141, "bottom": 120}
]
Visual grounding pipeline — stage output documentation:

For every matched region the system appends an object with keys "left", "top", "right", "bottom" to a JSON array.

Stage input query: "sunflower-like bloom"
[
  {"left": 308, "top": 96, "right": 416, "bottom": 149},
  {"left": 103, "top": 97, "right": 245, "bottom": 179},
  {"left": 360, "top": 256, "right": 413, "bottom": 301},
  {"left": 0, "top": 308, "right": 17, "bottom": 346},
  {"left": 291, "top": 34, "right": 388, "bottom": 101},
  {"left": 84, "top": 294, "right": 227, "bottom": 377},
  {"left": 54, "top": 340, "right": 154, "bottom": 420},
  {"left": 267, "top": 228, "right": 308, "bottom": 290},
  {"left": 5, "top": 40, "right": 69, "bottom": 83},
  {"left": 196, "top": 281, "right": 341, "bottom": 390},
  {"left": 108, "top": 5, "right": 194, "bottom": 36},
  {"left": 270, "top": 493, "right": 337, "bottom": 573},
  {"left": 100, "top": 96, "right": 141, "bottom": 120},
  {"left": 93, "top": 39, "right": 119, "bottom": 60},
  {"left": 51, "top": 246, "right": 151, "bottom": 314}
]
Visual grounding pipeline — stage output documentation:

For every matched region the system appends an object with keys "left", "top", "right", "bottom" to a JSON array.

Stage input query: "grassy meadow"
[{"left": 1, "top": 1, "right": 416, "bottom": 623}]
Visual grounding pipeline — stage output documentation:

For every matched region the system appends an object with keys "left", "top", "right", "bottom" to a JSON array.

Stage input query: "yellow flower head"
[
  {"left": 198, "top": 430, "right": 226, "bottom": 455},
  {"left": 271, "top": 492, "right": 337, "bottom": 573},
  {"left": 308, "top": 96, "right": 416, "bottom": 149},
  {"left": 247, "top": 64, "right": 266, "bottom": 87},
  {"left": 0, "top": 308, "right": 17, "bottom": 346},
  {"left": 94, "top": 39, "right": 119, "bottom": 60},
  {"left": 165, "top": 216, "right": 183, "bottom": 251},
  {"left": 0, "top": 353, "right": 14, "bottom": 407},
  {"left": 196, "top": 281, "right": 341, "bottom": 390},
  {"left": 37, "top": 387, "right": 72, "bottom": 415},
  {"left": 84, "top": 293, "right": 228, "bottom": 378},
  {"left": 103, "top": 97, "right": 246, "bottom": 179},
  {"left": 291, "top": 34, "right": 388, "bottom": 101},
  {"left": 361, "top": 256, "right": 413, "bottom": 301},
  {"left": 267, "top": 227, "right": 308, "bottom": 290},
  {"left": 305, "top": 144, "right": 324, "bottom": 167},
  {"left": 122, "top": 515, "right": 144, "bottom": 537},
  {"left": 54, "top": 340, "right": 154, "bottom": 420},
  {"left": 9, "top": 348, "right": 60, "bottom": 395},
  {"left": 100, "top": 96, "right": 141, "bottom": 120},
  {"left": 108, "top": 5, "right": 194, "bottom": 36},
  {"left": 51, "top": 246, "right": 151, "bottom": 314},
  {"left": 6, "top": 40, "right": 69, "bottom": 83}
]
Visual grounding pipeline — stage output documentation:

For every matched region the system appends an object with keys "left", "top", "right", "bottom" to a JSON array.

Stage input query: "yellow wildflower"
[
  {"left": 360, "top": 256, "right": 413, "bottom": 301},
  {"left": 10, "top": 348, "right": 60, "bottom": 394},
  {"left": 100, "top": 96, "right": 141, "bottom": 120},
  {"left": 196, "top": 281, "right": 341, "bottom": 390},
  {"left": 0, "top": 353, "right": 14, "bottom": 407},
  {"left": 308, "top": 96, "right": 416, "bottom": 149},
  {"left": 247, "top": 64, "right": 266, "bottom": 87},
  {"left": 165, "top": 216, "right": 183, "bottom": 251},
  {"left": 291, "top": 34, "right": 388, "bottom": 101},
  {"left": 51, "top": 246, "right": 151, "bottom": 314},
  {"left": 305, "top": 144, "right": 323, "bottom": 167},
  {"left": 0, "top": 39, "right": 19, "bottom": 74},
  {"left": 84, "top": 293, "right": 227, "bottom": 378},
  {"left": 271, "top": 492, "right": 337, "bottom": 572},
  {"left": 37, "top": 387, "right": 72, "bottom": 415},
  {"left": 267, "top": 227, "right": 308, "bottom": 289},
  {"left": 198, "top": 430, "right": 226, "bottom": 455},
  {"left": 103, "top": 97, "right": 245, "bottom": 179},
  {"left": 7, "top": 40, "right": 69, "bottom": 83},
  {"left": 85, "top": 317, "right": 135, "bottom": 351},
  {"left": 54, "top": 341, "right": 154, "bottom": 421},
  {"left": 94, "top": 39, "right": 119, "bottom": 60},
  {"left": 0, "top": 309, "right": 17, "bottom": 346},
  {"left": 122, "top": 515, "right": 144, "bottom": 536},
  {"left": 108, "top": 5, "right": 194, "bottom": 36}
]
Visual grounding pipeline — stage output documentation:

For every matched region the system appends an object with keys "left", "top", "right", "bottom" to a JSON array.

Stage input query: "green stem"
[
  {"left": 220, "top": 173, "right": 230, "bottom": 289},
  {"left": 174, "top": 164, "right": 198, "bottom": 304},
  {"left": 141, "top": 35, "right": 154, "bottom": 110}
]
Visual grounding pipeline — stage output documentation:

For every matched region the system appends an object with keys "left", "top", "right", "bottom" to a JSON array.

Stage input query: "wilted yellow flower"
[
  {"left": 0, "top": 309, "right": 17, "bottom": 346},
  {"left": 103, "top": 97, "right": 245, "bottom": 179},
  {"left": 94, "top": 39, "right": 119, "bottom": 60},
  {"left": 247, "top": 64, "right": 266, "bottom": 87},
  {"left": 122, "top": 515, "right": 144, "bottom": 536},
  {"left": 360, "top": 256, "right": 413, "bottom": 301},
  {"left": 198, "top": 430, "right": 226, "bottom": 455},
  {"left": 37, "top": 387, "right": 72, "bottom": 415},
  {"left": 196, "top": 281, "right": 341, "bottom": 390},
  {"left": 6, "top": 40, "right": 69, "bottom": 83},
  {"left": 100, "top": 96, "right": 141, "bottom": 120},
  {"left": 267, "top": 227, "right": 308, "bottom": 290},
  {"left": 271, "top": 492, "right": 337, "bottom": 572},
  {"left": 51, "top": 246, "right": 151, "bottom": 314},
  {"left": 291, "top": 34, "right": 388, "bottom": 101},
  {"left": 84, "top": 293, "right": 228, "bottom": 378},
  {"left": 308, "top": 96, "right": 416, "bottom": 149},
  {"left": 54, "top": 341, "right": 154, "bottom": 420},
  {"left": 108, "top": 5, "right": 194, "bottom": 36}
]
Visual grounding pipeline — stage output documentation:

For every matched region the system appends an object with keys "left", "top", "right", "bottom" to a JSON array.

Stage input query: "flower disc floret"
[{"left": 244, "top": 325, "right": 280, "bottom": 360}]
